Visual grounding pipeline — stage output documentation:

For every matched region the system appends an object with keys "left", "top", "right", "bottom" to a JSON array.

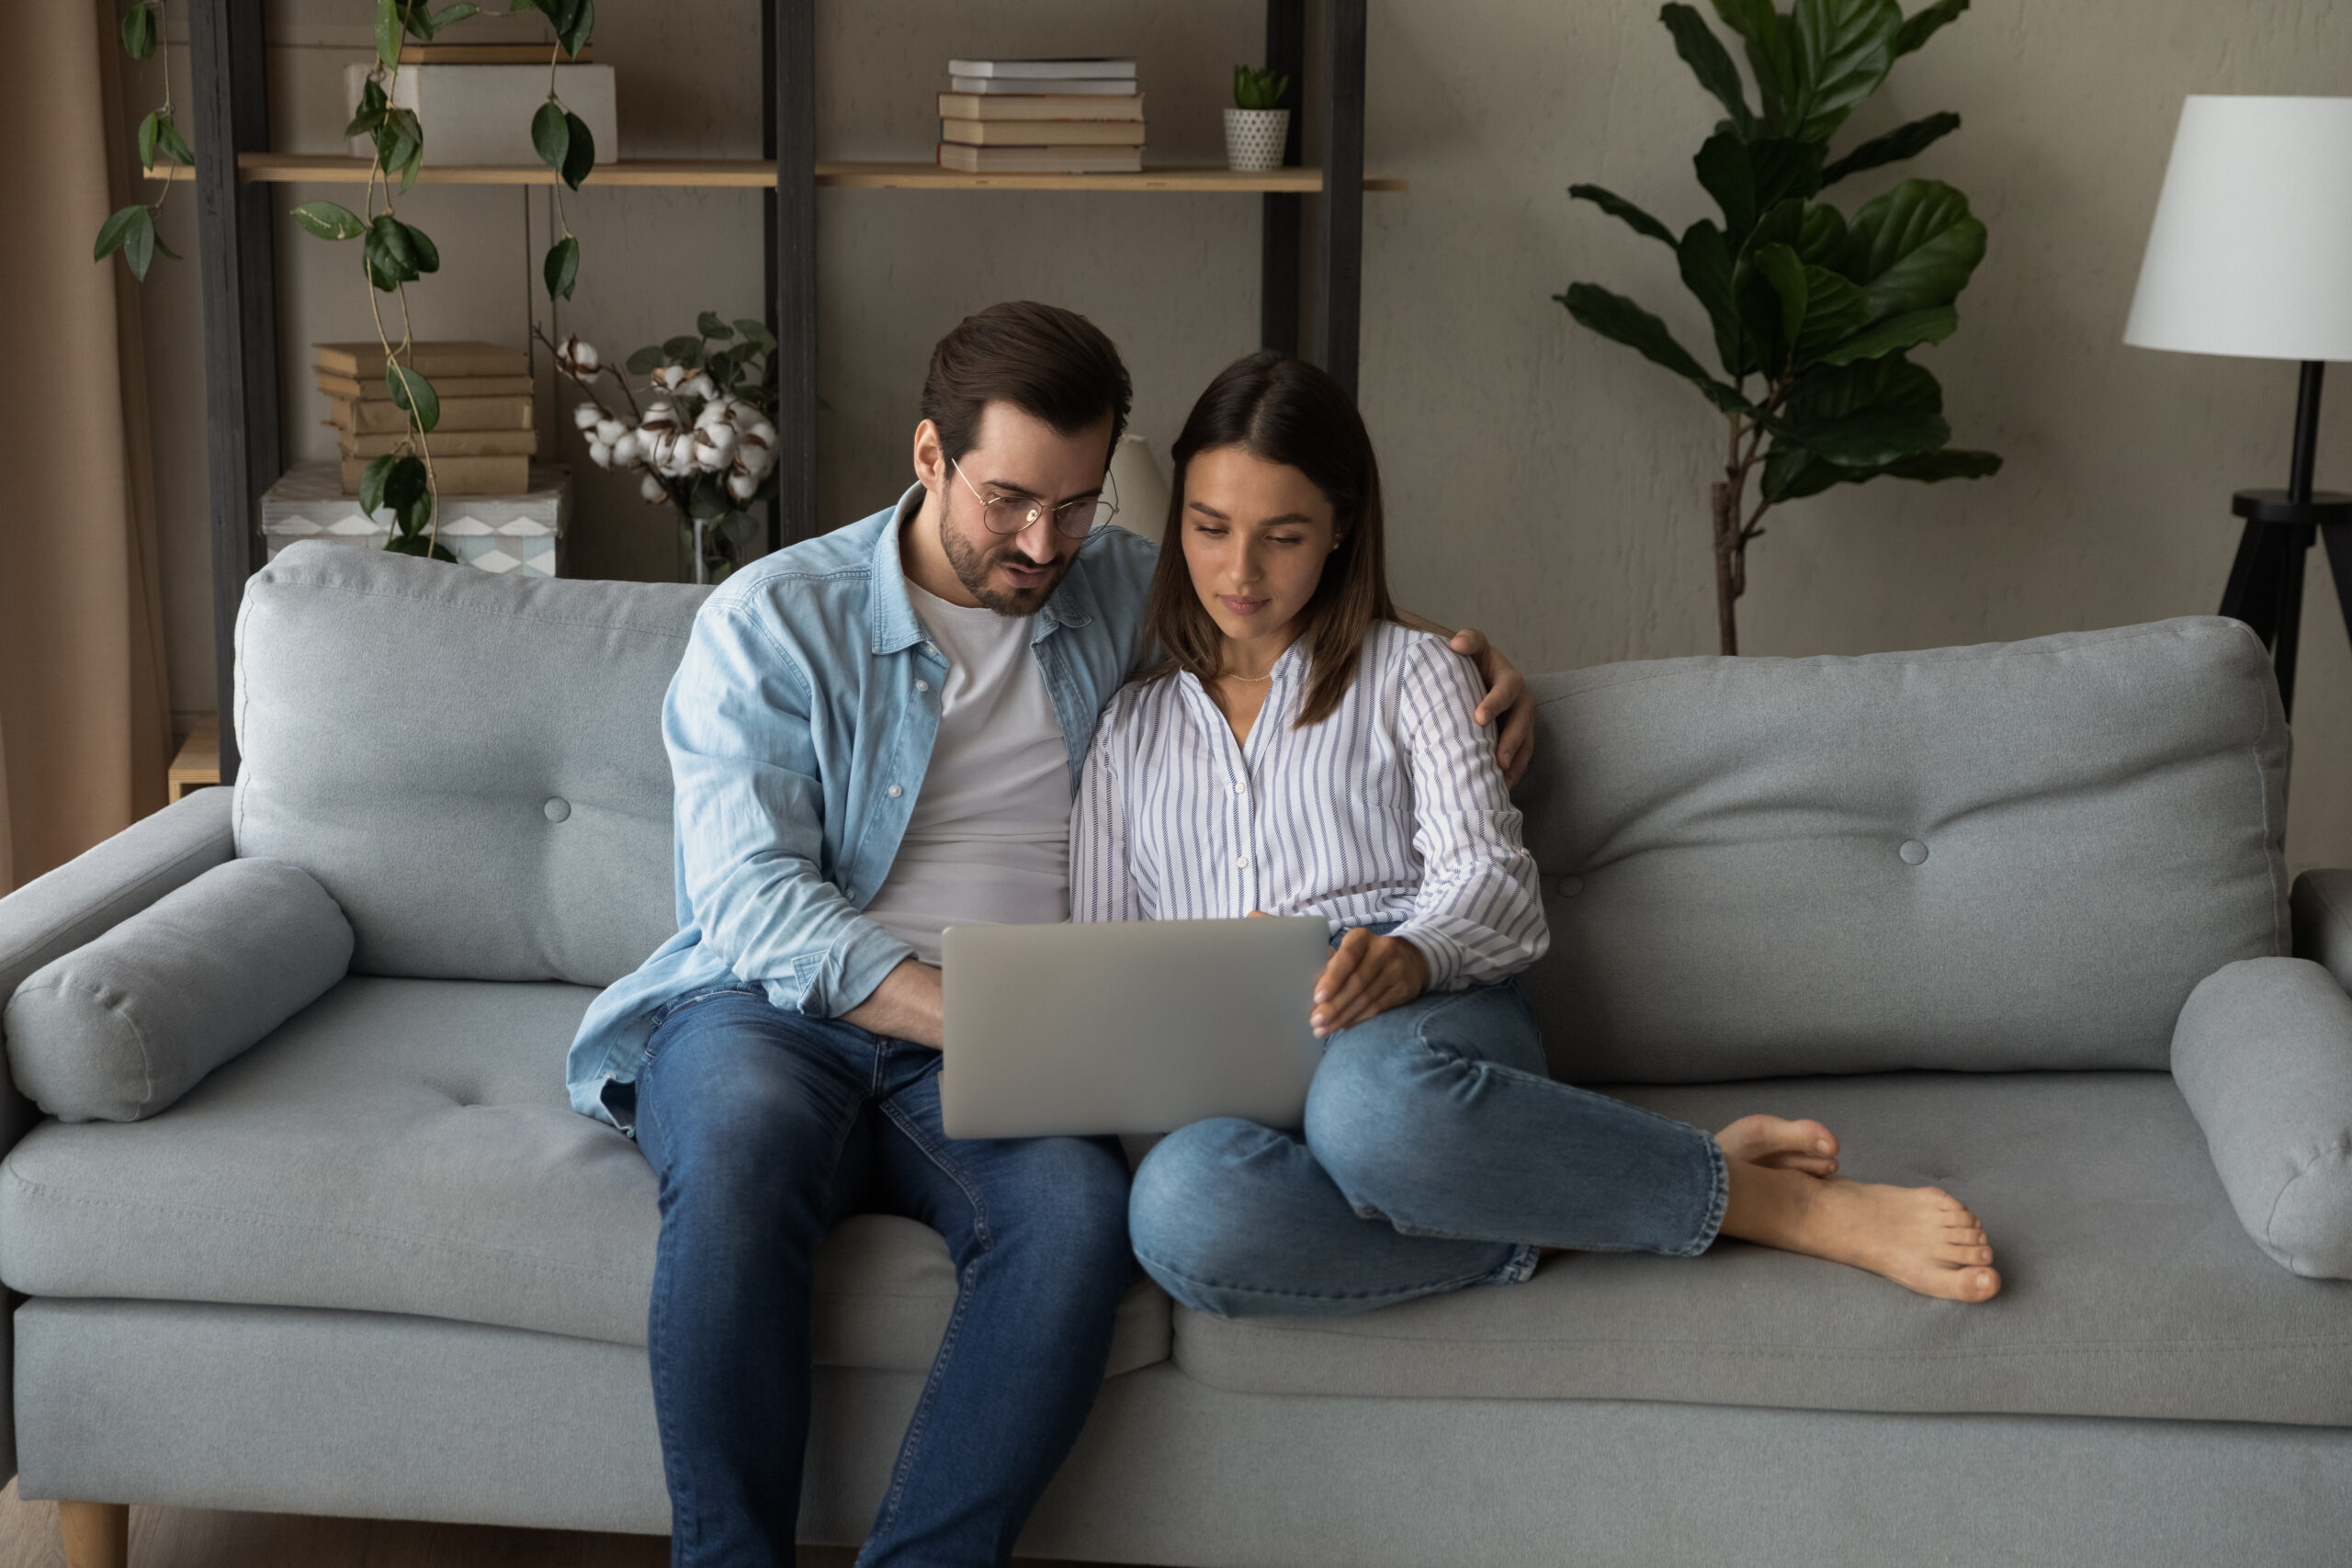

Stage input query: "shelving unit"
[
  {"left": 184, "top": 0, "right": 1394, "bottom": 782},
  {"left": 151, "top": 153, "right": 1406, "bottom": 193}
]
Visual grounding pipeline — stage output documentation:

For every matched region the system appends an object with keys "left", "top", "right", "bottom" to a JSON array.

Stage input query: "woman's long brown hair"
[{"left": 1137, "top": 351, "right": 1395, "bottom": 728}]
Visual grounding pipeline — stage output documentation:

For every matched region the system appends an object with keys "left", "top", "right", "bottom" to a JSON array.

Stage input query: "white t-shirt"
[{"left": 861, "top": 581, "right": 1074, "bottom": 965}]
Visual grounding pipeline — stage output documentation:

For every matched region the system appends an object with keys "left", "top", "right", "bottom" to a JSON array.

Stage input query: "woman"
[{"left": 1071, "top": 352, "right": 2000, "bottom": 1316}]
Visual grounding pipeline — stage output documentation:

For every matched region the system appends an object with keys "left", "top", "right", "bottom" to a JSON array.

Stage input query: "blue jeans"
[
  {"left": 631, "top": 985, "right": 1132, "bottom": 1567},
  {"left": 1128, "top": 980, "right": 1727, "bottom": 1317}
]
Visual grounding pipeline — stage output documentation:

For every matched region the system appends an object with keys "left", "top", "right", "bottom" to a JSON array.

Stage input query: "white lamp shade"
[{"left": 2124, "top": 96, "right": 2352, "bottom": 362}]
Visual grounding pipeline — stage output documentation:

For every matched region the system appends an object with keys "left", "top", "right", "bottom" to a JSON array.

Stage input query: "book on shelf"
[
  {"left": 336, "top": 427, "right": 539, "bottom": 458},
  {"left": 937, "top": 91, "right": 1143, "bottom": 120},
  {"left": 329, "top": 395, "right": 536, "bottom": 434},
  {"left": 339, "top": 454, "right": 530, "bottom": 494},
  {"left": 947, "top": 58, "right": 1136, "bottom": 79},
  {"left": 316, "top": 371, "right": 535, "bottom": 401},
  {"left": 949, "top": 75, "right": 1136, "bottom": 95},
  {"left": 313, "top": 340, "right": 527, "bottom": 378},
  {"left": 940, "top": 118, "right": 1147, "bottom": 147},
  {"left": 936, "top": 143, "right": 1144, "bottom": 175}
]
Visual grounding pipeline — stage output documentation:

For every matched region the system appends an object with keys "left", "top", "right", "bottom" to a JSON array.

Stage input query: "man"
[{"left": 566, "top": 302, "right": 1534, "bottom": 1566}]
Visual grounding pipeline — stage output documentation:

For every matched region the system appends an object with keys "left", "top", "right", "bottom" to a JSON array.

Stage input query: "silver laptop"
[{"left": 939, "top": 916, "right": 1331, "bottom": 1138}]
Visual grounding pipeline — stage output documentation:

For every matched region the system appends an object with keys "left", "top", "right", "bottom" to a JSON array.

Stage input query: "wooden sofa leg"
[{"left": 59, "top": 1500, "right": 130, "bottom": 1568}]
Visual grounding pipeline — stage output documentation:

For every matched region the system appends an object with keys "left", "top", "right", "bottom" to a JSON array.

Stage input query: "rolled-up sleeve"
[
  {"left": 667, "top": 602, "right": 916, "bottom": 1018},
  {"left": 1387, "top": 637, "right": 1550, "bottom": 988}
]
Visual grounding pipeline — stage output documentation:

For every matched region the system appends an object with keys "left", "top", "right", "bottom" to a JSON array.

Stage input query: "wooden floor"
[{"left": 0, "top": 1481, "right": 1114, "bottom": 1567}]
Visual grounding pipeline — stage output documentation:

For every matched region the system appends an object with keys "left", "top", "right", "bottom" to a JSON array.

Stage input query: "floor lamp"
[{"left": 2125, "top": 96, "right": 2352, "bottom": 719}]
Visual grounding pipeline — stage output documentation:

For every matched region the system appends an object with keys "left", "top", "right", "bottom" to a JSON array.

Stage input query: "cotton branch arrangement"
[{"left": 545, "top": 314, "right": 782, "bottom": 584}]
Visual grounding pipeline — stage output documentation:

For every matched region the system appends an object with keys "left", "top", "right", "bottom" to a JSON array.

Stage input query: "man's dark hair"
[{"left": 920, "top": 301, "right": 1133, "bottom": 469}]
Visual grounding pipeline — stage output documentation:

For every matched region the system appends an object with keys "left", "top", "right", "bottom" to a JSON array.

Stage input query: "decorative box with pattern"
[{"left": 261, "top": 461, "right": 570, "bottom": 577}]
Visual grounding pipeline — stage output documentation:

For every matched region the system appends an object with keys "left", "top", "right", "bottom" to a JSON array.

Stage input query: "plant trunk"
[{"left": 1710, "top": 478, "right": 1741, "bottom": 657}]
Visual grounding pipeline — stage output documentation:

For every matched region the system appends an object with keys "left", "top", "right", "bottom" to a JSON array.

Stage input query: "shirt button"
[
  {"left": 1232, "top": 780, "right": 1249, "bottom": 795},
  {"left": 888, "top": 784, "right": 904, "bottom": 798},
  {"left": 1235, "top": 854, "right": 1250, "bottom": 869},
  {"left": 914, "top": 679, "right": 931, "bottom": 694}
]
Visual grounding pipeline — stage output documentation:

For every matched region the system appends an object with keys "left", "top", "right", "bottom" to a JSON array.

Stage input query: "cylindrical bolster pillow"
[
  {"left": 2172, "top": 956, "right": 2352, "bottom": 1279},
  {"left": 3, "top": 858, "right": 353, "bottom": 1122}
]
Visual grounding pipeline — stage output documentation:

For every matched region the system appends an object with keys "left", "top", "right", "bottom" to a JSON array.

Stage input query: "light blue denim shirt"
[{"left": 566, "top": 486, "right": 1160, "bottom": 1131}]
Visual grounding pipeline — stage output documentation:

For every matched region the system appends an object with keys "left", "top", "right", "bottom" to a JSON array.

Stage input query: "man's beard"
[{"left": 941, "top": 518, "right": 1071, "bottom": 616}]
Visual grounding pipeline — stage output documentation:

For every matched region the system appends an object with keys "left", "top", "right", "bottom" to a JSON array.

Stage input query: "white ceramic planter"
[{"left": 1224, "top": 107, "right": 1290, "bottom": 174}]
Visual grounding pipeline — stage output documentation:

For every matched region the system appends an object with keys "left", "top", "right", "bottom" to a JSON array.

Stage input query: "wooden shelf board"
[{"left": 146, "top": 153, "right": 1405, "bottom": 193}]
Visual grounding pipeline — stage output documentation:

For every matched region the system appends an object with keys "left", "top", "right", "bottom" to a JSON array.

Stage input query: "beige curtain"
[{"left": 0, "top": 0, "right": 173, "bottom": 893}]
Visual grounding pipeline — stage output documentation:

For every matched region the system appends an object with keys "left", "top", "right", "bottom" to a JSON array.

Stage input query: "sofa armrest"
[
  {"left": 0, "top": 788, "right": 234, "bottom": 1481},
  {"left": 2291, "top": 870, "right": 2352, "bottom": 995},
  {"left": 2172, "top": 956, "right": 2352, "bottom": 1279}
]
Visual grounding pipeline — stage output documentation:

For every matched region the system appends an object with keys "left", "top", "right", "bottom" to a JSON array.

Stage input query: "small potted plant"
[{"left": 1226, "top": 64, "right": 1290, "bottom": 174}]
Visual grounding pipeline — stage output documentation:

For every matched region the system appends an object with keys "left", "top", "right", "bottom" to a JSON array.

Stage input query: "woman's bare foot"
[
  {"left": 1715, "top": 1113, "right": 1839, "bottom": 1178},
  {"left": 1719, "top": 1159, "right": 2001, "bottom": 1303}
]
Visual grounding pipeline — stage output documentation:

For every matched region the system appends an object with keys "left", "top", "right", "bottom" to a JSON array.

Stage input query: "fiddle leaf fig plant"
[{"left": 1558, "top": 0, "right": 2000, "bottom": 655}]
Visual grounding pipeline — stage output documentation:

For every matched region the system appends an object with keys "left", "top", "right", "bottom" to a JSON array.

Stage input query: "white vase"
[{"left": 1224, "top": 107, "right": 1290, "bottom": 174}]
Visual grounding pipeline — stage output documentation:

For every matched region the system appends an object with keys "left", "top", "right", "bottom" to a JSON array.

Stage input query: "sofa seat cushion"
[
  {"left": 0, "top": 976, "right": 1170, "bottom": 1377},
  {"left": 1170, "top": 1071, "right": 2352, "bottom": 1425}
]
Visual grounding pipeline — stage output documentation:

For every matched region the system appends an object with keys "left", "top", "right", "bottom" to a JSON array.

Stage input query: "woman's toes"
[
  {"left": 1940, "top": 1242, "right": 1994, "bottom": 1266},
  {"left": 1714, "top": 1114, "right": 1841, "bottom": 1171},
  {"left": 1956, "top": 1266, "right": 2001, "bottom": 1302}
]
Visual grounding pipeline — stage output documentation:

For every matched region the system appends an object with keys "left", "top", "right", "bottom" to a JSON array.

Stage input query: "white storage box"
[
  {"left": 263, "top": 460, "right": 569, "bottom": 577},
  {"left": 345, "top": 64, "right": 618, "bottom": 165}
]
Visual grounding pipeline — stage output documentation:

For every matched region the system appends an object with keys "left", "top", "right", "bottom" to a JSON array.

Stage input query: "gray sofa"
[{"left": 4, "top": 540, "right": 2351, "bottom": 1567}]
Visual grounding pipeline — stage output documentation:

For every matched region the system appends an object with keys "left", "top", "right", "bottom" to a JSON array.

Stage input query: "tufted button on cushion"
[
  {"left": 542, "top": 798, "right": 571, "bottom": 823},
  {"left": 1899, "top": 839, "right": 1928, "bottom": 865}
]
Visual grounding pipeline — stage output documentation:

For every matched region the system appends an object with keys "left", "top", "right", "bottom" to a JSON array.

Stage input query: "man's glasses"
[{"left": 951, "top": 457, "right": 1119, "bottom": 540}]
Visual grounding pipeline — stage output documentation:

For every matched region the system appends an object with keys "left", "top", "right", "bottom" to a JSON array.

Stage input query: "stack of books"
[
  {"left": 938, "top": 58, "right": 1143, "bottom": 175},
  {"left": 315, "top": 340, "right": 536, "bottom": 495}
]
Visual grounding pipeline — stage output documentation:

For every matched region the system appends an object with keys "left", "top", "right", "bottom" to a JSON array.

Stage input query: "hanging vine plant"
[{"left": 96, "top": 0, "right": 599, "bottom": 563}]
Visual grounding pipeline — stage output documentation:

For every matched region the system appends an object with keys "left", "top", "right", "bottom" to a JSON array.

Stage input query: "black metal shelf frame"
[{"left": 188, "top": 0, "right": 1370, "bottom": 782}]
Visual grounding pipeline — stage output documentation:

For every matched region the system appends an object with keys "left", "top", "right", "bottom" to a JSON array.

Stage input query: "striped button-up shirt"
[{"left": 1070, "top": 620, "right": 1549, "bottom": 989}]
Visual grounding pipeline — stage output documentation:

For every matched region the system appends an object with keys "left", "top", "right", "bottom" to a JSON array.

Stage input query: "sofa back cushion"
[
  {"left": 1512, "top": 618, "right": 2289, "bottom": 1079},
  {"left": 234, "top": 544, "right": 707, "bottom": 987}
]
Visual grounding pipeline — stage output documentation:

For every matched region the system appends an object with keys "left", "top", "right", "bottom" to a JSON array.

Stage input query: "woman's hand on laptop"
[{"left": 1310, "top": 929, "right": 1430, "bottom": 1037}]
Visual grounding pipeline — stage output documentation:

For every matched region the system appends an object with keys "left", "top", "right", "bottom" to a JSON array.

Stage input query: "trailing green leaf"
[
  {"left": 1555, "top": 284, "right": 1755, "bottom": 413},
  {"left": 559, "top": 110, "right": 595, "bottom": 188},
  {"left": 120, "top": 3, "right": 157, "bottom": 60},
  {"left": 119, "top": 206, "right": 158, "bottom": 280},
  {"left": 662, "top": 334, "right": 705, "bottom": 367},
  {"left": 557, "top": 0, "right": 594, "bottom": 58},
  {"left": 731, "top": 318, "right": 777, "bottom": 354},
  {"left": 1821, "top": 111, "right": 1959, "bottom": 184},
  {"left": 291, "top": 200, "right": 368, "bottom": 241},
  {"left": 401, "top": 221, "right": 439, "bottom": 274},
  {"left": 698, "top": 310, "right": 734, "bottom": 341},
  {"left": 625, "top": 344, "right": 665, "bottom": 376},
  {"left": 375, "top": 0, "right": 402, "bottom": 69},
  {"left": 386, "top": 363, "right": 440, "bottom": 434},
  {"left": 346, "top": 77, "right": 390, "bottom": 140},
  {"left": 1661, "top": 5, "right": 1752, "bottom": 139},
  {"left": 137, "top": 111, "right": 162, "bottom": 171},
  {"left": 531, "top": 100, "right": 569, "bottom": 176},
  {"left": 154, "top": 117, "right": 196, "bottom": 168},
  {"left": 1570, "top": 184, "right": 1678, "bottom": 247},
  {"left": 363, "top": 214, "right": 417, "bottom": 289},
  {"left": 543, "top": 234, "right": 579, "bottom": 300},
  {"left": 423, "top": 3, "right": 479, "bottom": 37},
  {"left": 359, "top": 453, "right": 401, "bottom": 514}
]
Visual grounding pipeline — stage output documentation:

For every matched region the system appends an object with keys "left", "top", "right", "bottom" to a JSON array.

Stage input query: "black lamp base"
[{"left": 2217, "top": 362, "right": 2351, "bottom": 720}]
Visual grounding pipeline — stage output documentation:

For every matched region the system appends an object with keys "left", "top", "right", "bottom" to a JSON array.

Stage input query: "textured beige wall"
[{"left": 138, "top": 1, "right": 2352, "bottom": 870}]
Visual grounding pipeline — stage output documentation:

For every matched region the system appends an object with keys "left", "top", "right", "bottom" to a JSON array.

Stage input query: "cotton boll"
[
  {"left": 682, "top": 373, "right": 717, "bottom": 400},
  {"left": 650, "top": 365, "right": 686, "bottom": 392},
  {"left": 573, "top": 403, "right": 603, "bottom": 431},
  {"left": 555, "top": 336, "right": 601, "bottom": 378},
  {"left": 640, "top": 472, "right": 666, "bottom": 503},
  {"left": 587, "top": 441, "right": 612, "bottom": 469},
  {"left": 609, "top": 431, "right": 642, "bottom": 466},
  {"left": 694, "top": 400, "right": 730, "bottom": 430},
  {"left": 594, "top": 418, "right": 628, "bottom": 446},
  {"left": 727, "top": 469, "right": 758, "bottom": 502}
]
